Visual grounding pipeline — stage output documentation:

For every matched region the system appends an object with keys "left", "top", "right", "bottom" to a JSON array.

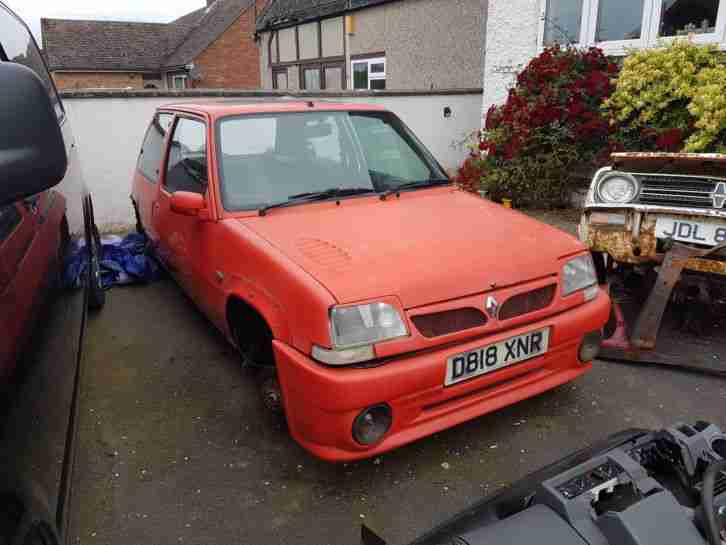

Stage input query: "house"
[
  {"left": 42, "top": 0, "right": 269, "bottom": 90},
  {"left": 483, "top": 0, "right": 726, "bottom": 113},
  {"left": 255, "top": 0, "right": 484, "bottom": 91}
]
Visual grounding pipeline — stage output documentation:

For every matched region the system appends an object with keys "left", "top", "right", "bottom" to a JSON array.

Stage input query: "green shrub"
[{"left": 605, "top": 40, "right": 726, "bottom": 152}]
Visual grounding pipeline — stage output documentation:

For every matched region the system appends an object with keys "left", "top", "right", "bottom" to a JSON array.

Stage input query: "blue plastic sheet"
[{"left": 65, "top": 232, "right": 161, "bottom": 290}]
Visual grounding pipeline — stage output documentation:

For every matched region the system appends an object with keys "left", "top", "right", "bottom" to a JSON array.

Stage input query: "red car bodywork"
[
  {"left": 131, "top": 101, "right": 611, "bottom": 462},
  {"left": 0, "top": 190, "right": 67, "bottom": 379}
]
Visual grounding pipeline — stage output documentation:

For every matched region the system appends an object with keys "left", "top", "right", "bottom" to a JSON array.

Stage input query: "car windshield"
[{"left": 216, "top": 110, "right": 448, "bottom": 211}]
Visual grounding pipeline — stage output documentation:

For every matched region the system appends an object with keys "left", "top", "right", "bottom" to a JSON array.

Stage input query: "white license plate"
[
  {"left": 445, "top": 328, "right": 550, "bottom": 387},
  {"left": 656, "top": 217, "right": 726, "bottom": 247}
]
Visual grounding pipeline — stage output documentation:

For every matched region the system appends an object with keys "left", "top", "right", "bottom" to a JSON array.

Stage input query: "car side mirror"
[
  {"left": 170, "top": 191, "right": 206, "bottom": 217},
  {"left": 0, "top": 63, "right": 67, "bottom": 207}
]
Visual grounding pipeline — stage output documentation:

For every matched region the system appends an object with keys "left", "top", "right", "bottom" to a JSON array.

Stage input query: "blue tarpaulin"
[{"left": 65, "top": 233, "right": 161, "bottom": 290}]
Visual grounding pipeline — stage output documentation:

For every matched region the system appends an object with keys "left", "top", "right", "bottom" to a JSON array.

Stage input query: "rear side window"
[
  {"left": 165, "top": 118, "right": 208, "bottom": 195},
  {"left": 0, "top": 6, "right": 64, "bottom": 120},
  {"left": 137, "top": 113, "right": 174, "bottom": 183}
]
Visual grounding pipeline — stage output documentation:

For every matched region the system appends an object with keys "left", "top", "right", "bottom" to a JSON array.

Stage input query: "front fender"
[{"left": 224, "top": 275, "right": 292, "bottom": 345}]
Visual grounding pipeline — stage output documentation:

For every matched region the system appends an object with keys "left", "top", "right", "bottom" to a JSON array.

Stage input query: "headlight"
[
  {"left": 595, "top": 171, "right": 639, "bottom": 204},
  {"left": 312, "top": 302, "right": 409, "bottom": 366},
  {"left": 562, "top": 254, "right": 597, "bottom": 297}
]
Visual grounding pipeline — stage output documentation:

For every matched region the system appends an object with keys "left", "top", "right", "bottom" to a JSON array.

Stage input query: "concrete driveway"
[{"left": 68, "top": 214, "right": 726, "bottom": 545}]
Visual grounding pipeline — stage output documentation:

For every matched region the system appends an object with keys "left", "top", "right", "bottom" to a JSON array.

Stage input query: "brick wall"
[
  {"left": 191, "top": 0, "right": 269, "bottom": 89},
  {"left": 52, "top": 71, "right": 144, "bottom": 90}
]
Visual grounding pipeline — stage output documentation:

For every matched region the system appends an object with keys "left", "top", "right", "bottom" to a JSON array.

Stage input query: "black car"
[{"left": 0, "top": 3, "right": 105, "bottom": 543}]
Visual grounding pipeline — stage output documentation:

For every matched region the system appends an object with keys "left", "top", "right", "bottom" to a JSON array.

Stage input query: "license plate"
[
  {"left": 445, "top": 328, "right": 550, "bottom": 387},
  {"left": 656, "top": 217, "right": 726, "bottom": 247}
]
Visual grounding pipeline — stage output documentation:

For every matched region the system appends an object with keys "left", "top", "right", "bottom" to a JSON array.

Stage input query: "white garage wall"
[{"left": 62, "top": 91, "right": 482, "bottom": 229}]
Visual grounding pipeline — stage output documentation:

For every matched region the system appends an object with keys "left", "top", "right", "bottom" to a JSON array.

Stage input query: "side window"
[
  {"left": 137, "top": 113, "right": 174, "bottom": 183},
  {"left": 0, "top": 204, "right": 21, "bottom": 243},
  {"left": 0, "top": 6, "right": 64, "bottom": 120},
  {"left": 165, "top": 118, "right": 208, "bottom": 195}
]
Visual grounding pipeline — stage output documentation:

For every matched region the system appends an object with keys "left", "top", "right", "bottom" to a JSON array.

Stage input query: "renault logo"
[
  {"left": 714, "top": 182, "right": 726, "bottom": 209},
  {"left": 485, "top": 295, "right": 499, "bottom": 318}
]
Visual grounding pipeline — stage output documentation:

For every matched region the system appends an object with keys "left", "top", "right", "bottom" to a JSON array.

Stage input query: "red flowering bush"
[{"left": 458, "top": 46, "right": 618, "bottom": 205}]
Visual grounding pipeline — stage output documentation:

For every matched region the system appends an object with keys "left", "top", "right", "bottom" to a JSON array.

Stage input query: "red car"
[{"left": 131, "top": 100, "right": 610, "bottom": 462}]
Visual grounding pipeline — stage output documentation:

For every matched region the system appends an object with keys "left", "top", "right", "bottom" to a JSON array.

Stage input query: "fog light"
[
  {"left": 352, "top": 404, "right": 392, "bottom": 445},
  {"left": 579, "top": 331, "right": 603, "bottom": 363}
]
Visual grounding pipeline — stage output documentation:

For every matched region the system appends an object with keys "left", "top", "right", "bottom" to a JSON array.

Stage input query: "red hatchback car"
[{"left": 131, "top": 100, "right": 610, "bottom": 462}]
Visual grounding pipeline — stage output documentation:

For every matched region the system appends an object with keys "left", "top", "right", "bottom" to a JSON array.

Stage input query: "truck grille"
[{"left": 635, "top": 174, "right": 719, "bottom": 209}]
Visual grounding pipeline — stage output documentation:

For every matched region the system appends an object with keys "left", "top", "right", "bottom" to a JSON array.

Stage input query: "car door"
[
  {"left": 153, "top": 115, "right": 212, "bottom": 305},
  {"left": 132, "top": 112, "right": 174, "bottom": 240},
  {"left": 0, "top": 201, "right": 35, "bottom": 370},
  {"left": 0, "top": 3, "right": 102, "bottom": 543}
]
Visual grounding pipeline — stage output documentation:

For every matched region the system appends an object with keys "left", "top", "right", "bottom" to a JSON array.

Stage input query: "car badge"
[
  {"left": 485, "top": 295, "right": 499, "bottom": 318},
  {"left": 713, "top": 182, "right": 726, "bottom": 209}
]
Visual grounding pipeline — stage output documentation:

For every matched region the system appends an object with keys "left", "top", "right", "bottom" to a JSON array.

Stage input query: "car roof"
[{"left": 158, "top": 98, "right": 388, "bottom": 118}]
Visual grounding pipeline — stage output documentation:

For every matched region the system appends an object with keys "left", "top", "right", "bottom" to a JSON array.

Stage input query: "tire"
[
  {"left": 87, "top": 255, "right": 106, "bottom": 311},
  {"left": 131, "top": 198, "right": 145, "bottom": 235}
]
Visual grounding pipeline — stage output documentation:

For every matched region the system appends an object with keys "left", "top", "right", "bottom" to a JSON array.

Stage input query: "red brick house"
[{"left": 42, "top": 0, "right": 269, "bottom": 90}]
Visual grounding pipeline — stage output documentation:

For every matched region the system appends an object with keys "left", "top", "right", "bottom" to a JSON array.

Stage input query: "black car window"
[
  {"left": 138, "top": 113, "right": 174, "bottom": 183},
  {"left": 0, "top": 204, "right": 21, "bottom": 242},
  {"left": 165, "top": 118, "right": 208, "bottom": 195},
  {"left": 0, "top": 5, "right": 64, "bottom": 121}
]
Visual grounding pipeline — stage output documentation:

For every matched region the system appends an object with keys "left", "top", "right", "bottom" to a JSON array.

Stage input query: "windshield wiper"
[
  {"left": 380, "top": 179, "right": 451, "bottom": 199},
  {"left": 258, "top": 187, "right": 376, "bottom": 216}
]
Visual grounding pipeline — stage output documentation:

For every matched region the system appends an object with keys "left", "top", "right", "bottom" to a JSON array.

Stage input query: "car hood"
[{"left": 239, "top": 189, "right": 584, "bottom": 308}]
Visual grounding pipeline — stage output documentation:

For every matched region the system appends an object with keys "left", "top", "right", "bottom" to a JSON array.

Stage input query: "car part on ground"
[
  {"left": 581, "top": 152, "right": 726, "bottom": 375},
  {"left": 364, "top": 421, "right": 726, "bottom": 545}
]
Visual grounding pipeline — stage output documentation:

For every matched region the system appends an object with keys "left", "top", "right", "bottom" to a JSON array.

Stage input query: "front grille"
[
  {"left": 412, "top": 308, "right": 487, "bottom": 338},
  {"left": 635, "top": 174, "right": 719, "bottom": 209},
  {"left": 499, "top": 284, "right": 556, "bottom": 321}
]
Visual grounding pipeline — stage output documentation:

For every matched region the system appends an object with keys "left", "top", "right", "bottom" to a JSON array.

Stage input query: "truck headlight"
[
  {"left": 312, "top": 302, "right": 409, "bottom": 366},
  {"left": 595, "top": 171, "right": 640, "bottom": 204},
  {"left": 562, "top": 254, "right": 597, "bottom": 297}
]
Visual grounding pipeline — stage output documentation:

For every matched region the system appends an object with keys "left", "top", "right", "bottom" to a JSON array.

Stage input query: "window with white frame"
[
  {"left": 171, "top": 74, "right": 188, "bottom": 89},
  {"left": 351, "top": 57, "right": 386, "bottom": 90},
  {"left": 540, "top": 0, "right": 726, "bottom": 53}
]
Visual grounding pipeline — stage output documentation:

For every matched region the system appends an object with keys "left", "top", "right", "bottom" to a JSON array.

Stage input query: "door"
[
  {"left": 132, "top": 112, "right": 174, "bottom": 240},
  {"left": 153, "top": 116, "right": 211, "bottom": 302},
  {"left": 0, "top": 3, "right": 99, "bottom": 540}
]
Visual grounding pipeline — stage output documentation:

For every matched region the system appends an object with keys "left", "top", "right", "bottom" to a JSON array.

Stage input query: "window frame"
[
  {"left": 538, "top": 0, "right": 726, "bottom": 55},
  {"left": 137, "top": 113, "right": 174, "bottom": 184},
  {"left": 272, "top": 67, "right": 289, "bottom": 90},
  {"left": 351, "top": 56, "right": 386, "bottom": 91},
  {"left": 268, "top": 17, "right": 347, "bottom": 88},
  {"left": 648, "top": 0, "right": 726, "bottom": 45},
  {"left": 299, "top": 62, "right": 345, "bottom": 90},
  {"left": 162, "top": 115, "right": 210, "bottom": 196},
  {"left": 172, "top": 74, "right": 189, "bottom": 90}
]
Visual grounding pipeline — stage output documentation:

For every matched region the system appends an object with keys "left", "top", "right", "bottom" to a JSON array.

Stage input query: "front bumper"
[
  {"left": 581, "top": 207, "right": 726, "bottom": 276},
  {"left": 274, "top": 290, "right": 610, "bottom": 462}
]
